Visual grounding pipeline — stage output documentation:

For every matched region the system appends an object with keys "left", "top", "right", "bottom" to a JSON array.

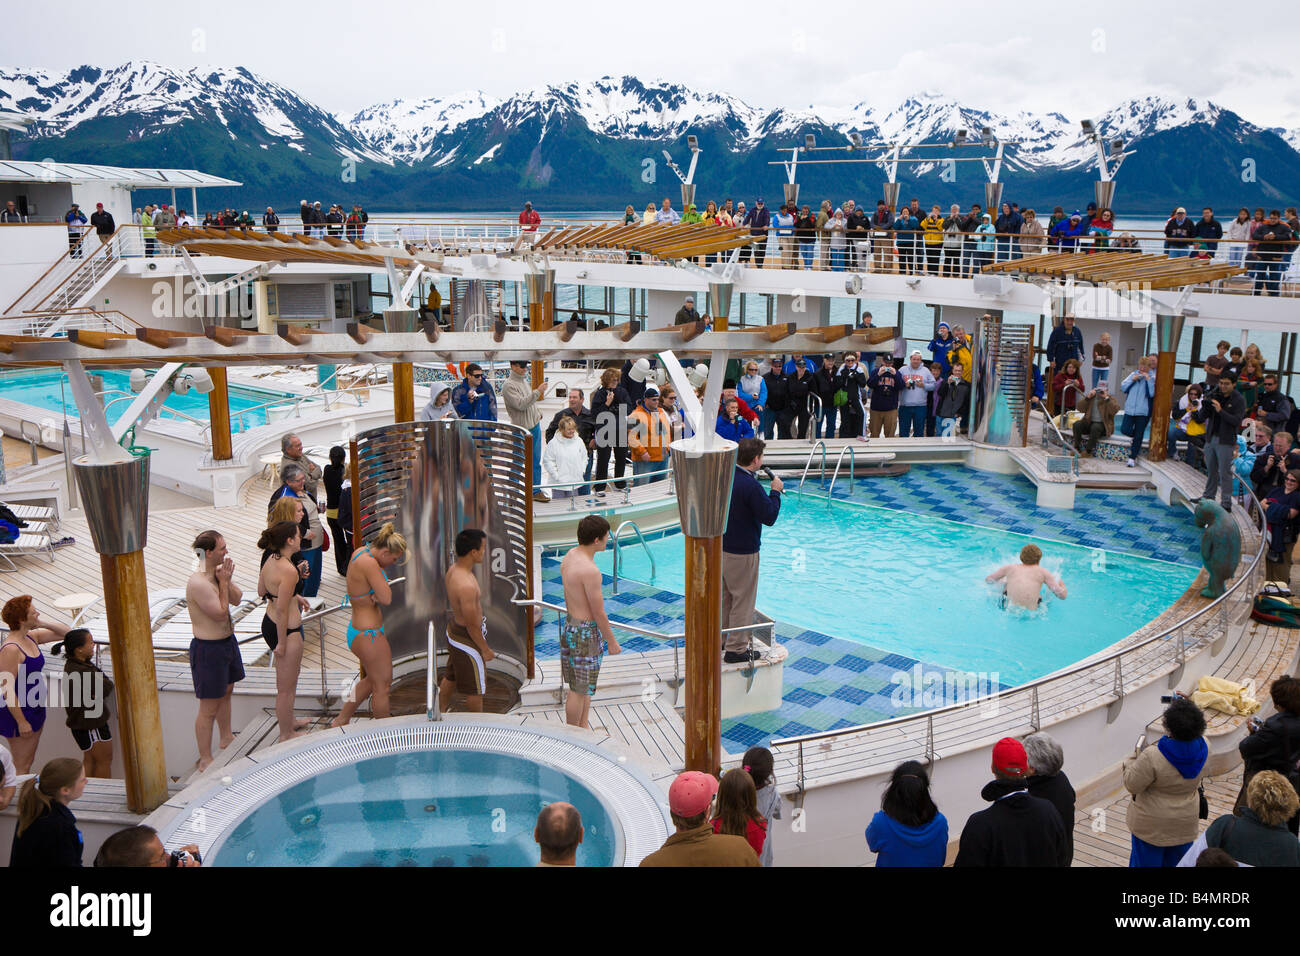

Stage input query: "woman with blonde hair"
[
  {"left": 332, "top": 522, "right": 408, "bottom": 727},
  {"left": 10, "top": 756, "right": 85, "bottom": 867},
  {"left": 1190, "top": 771, "right": 1300, "bottom": 867},
  {"left": 642, "top": 202, "right": 656, "bottom": 226}
]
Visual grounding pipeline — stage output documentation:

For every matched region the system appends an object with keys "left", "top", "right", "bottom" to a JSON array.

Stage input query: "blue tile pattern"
[{"left": 535, "top": 464, "right": 1200, "bottom": 754}]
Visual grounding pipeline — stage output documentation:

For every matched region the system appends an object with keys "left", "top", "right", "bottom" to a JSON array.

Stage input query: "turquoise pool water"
[
  {"left": 0, "top": 369, "right": 291, "bottom": 429},
  {"left": 596, "top": 494, "right": 1198, "bottom": 685},
  {"left": 212, "top": 750, "right": 617, "bottom": 866}
]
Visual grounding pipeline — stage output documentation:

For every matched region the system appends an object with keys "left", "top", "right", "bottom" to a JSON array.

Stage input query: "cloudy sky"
[{"left": 8, "top": 0, "right": 1299, "bottom": 129}]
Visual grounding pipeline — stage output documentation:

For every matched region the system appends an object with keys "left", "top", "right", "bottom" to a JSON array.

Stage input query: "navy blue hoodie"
[{"left": 865, "top": 810, "right": 949, "bottom": 867}]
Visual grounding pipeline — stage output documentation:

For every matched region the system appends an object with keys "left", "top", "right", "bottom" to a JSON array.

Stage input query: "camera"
[
  {"left": 555, "top": 384, "right": 567, "bottom": 397},
  {"left": 169, "top": 849, "right": 201, "bottom": 866}
]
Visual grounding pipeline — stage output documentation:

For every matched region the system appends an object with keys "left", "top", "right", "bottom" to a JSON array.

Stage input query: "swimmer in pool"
[{"left": 986, "top": 544, "right": 1067, "bottom": 610}]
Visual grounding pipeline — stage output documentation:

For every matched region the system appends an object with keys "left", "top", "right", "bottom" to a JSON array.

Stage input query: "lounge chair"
[
  {"left": 0, "top": 533, "right": 55, "bottom": 571},
  {"left": 3, "top": 504, "right": 60, "bottom": 532}
]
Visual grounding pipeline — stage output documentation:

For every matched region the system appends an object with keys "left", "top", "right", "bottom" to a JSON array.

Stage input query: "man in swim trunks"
[
  {"left": 186, "top": 531, "right": 244, "bottom": 771},
  {"left": 440, "top": 528, "right": 494, "bottom": 713},
  {"left": 559, "top": 515, "right": 622, "bottom": 729},
  {"left": 986, "top": 544, "right": 1067, "bottom": 610}
]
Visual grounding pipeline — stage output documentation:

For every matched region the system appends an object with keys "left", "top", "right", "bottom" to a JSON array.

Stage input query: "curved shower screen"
[
  {"left": 971, "top": 314, "right": 1034, "bottom": 447},
  {"left": 351, "top": 418, "right": 534, "bottom": 678}
]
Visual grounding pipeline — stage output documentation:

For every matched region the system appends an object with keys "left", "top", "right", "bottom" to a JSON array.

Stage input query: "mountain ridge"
[{"left": 2, "top": 62, "right": 1297, "bottom": 213}]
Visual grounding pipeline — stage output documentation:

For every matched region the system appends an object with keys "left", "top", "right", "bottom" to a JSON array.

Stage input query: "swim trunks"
[
  {"left": 999, "top": 591, "right": 1043, "bottom": 611},
  {"left": 0, "top": 647, "right": 46, "bottom": 738},
  {"left": 559, "top": 618, "right": 603, "bottom": 698},
  {"left": 189, "top": 635, "right": 246, "bottom": 699},
  {"left": 444, "top": 617, "right": 488, "bottom": 696}
]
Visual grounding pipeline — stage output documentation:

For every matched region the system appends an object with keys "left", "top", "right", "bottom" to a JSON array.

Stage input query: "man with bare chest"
[
  {"left": 560, "top": 515, "right": 621, "bottom": 728},
  {"left": 186, "top": 531, "right": 244, "bottom": 771}
]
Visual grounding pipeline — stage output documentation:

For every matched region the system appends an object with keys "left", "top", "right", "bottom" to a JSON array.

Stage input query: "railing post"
[{"left": 1031, "top": 685, "right": 1040, "bottom": 731}]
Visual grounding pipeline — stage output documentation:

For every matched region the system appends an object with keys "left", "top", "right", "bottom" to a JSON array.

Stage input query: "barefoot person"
[
  {"left": 332, "top": 522, "right": 408, "bottom": 727},
  {"left": 986, "top": 544, "right": 1067, "bottom": 610},
  {"left": 0, "top": 596, "right": 70, "bottom": 774},
  {"left": 560, "top": 515, "right": 622, "bottom": 728},
  {"left": 440, "top": 529, "right": 494, "bottom": 713},
  {"left": 186, "top": 531, "right": 245, "bottom": 771},
  {"left": 257, "top": 521, "right": 311, "bottom": 743}
]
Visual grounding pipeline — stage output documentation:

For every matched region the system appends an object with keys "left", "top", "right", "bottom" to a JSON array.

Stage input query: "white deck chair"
[
  {"left": 5, "top": 504, "right": 59, "bottom": 532},
  {"left": 0, "top": 533, "right": 54, "bottom": 572}
]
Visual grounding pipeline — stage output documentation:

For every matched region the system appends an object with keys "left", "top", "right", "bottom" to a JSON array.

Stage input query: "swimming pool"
[
  {"left": 0, "top": 369, "right": 292, "bottom": 429},
  {"left": 213, "top": 749, "right": 618, "bottom": 866},
  {"left": 596, "top": 493, "right": 1199, "bottom": 686},
  {"left": 156, "top": 721, "right": 671, "bottom": 867}
]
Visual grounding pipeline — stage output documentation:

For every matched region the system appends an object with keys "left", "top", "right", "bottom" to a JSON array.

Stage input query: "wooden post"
[
  {"left": 101, "top": 550, "right": 167, "bottom": 812},
  {"left": 393, "top": 362, "right": 414, "bottom": 423},
  {"left": 537, "top": 284, "right": 554, "bottom": 390},
  {"left": 683, "top": 533, "right": 722, "bottom": 774},
  {"left": 207, "top": 366, "right": 232, "bottom": 461},
  {"left": 1149, "top": 313, "right": 1185, "bottom": 463},
  {"left": 71, "top": 453, "right": 166, "bottom": 813}
]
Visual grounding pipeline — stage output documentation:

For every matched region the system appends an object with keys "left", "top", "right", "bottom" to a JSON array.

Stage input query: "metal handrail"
[
  {"left": 771, "top": 479, "right": 1269, "bottom": 793},
  {"left": 611, "top": 519, "right": 655, "bottom": 594},
  {"left": 540, "top": 464, "right": 673, "bottom": 510},
  {"left": 797, "top": 440, "right": 828, "bottom": 496},
  {"left": 807, "top": 392, "right": 823, "bottom": 442},
  {"left": 827, "top": 444, "right": 856, "bottom": 498}
]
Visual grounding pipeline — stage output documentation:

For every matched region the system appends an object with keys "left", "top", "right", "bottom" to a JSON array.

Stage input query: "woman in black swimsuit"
[{"left": 257, "top": 522, "right": 308, "bottom": 743}]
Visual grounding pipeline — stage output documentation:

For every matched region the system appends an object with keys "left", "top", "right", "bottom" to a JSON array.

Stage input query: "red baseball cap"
[
  {"left": 992, "top": 737, "right": 1029, "bottom": 776},
  {"left": 668, "top": 771, "right": 718, "bottom": 816}
]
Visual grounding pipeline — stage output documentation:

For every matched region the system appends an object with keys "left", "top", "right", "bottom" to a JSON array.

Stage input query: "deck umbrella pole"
[
  {"left": 525, "top": 270, "right": 555, "bottom": 389},
  {"left": 207, "top": 366, "right": 232, "bottom": 460},
  {"left": 382, "top": 307, "right": 419, "bottom": 422},
  {"left": 72, "top": 453, "right": 167, "bottom": 812},
  {"left": 1148, "top": 312, "right": 1185, "bottom": 462}
]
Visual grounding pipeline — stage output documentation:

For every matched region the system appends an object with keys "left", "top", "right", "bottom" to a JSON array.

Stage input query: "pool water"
[
  {"left": 0, "top": 369, "right": 291, "bottom": 429},
  {"left": 596, "top": 494, "right": 1198, "bottom": 686},
  {"left": 212, "top": 749, "right": 618, "bottom": 866}
]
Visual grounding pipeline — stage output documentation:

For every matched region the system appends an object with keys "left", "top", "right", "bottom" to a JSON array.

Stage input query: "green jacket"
[{"left": 141, "top": 210, "right": 155, "bottom": 238}]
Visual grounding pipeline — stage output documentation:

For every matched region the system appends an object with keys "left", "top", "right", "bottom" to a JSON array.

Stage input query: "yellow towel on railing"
[{"left": 1189, "top": 675, "right": 1260, "bottom": 716}]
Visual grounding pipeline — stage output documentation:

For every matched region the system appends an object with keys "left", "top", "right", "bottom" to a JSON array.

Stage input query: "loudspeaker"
[{"left": 972, "top": 274, "right": 1013, "bottom": 296}]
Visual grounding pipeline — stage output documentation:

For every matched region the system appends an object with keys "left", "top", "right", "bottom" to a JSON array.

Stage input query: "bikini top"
[
  {"left": 345, "top": 546, "right": 383, "bottom": 604},
  {"left": 259, "top": 552, "right": 294, "bottom": 601}
]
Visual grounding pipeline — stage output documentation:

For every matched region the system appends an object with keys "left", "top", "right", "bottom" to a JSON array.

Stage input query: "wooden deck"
[{"left": 1072, "top": 766, "right": 1244, "bottom": 867}]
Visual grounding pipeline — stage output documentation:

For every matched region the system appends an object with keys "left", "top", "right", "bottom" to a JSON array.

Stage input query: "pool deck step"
[
  {"left": 516, "top": 692, "right": 689, "bottom": 771},
  {"left": 519, "top": 646, "right": 681, "bottom": 707}
]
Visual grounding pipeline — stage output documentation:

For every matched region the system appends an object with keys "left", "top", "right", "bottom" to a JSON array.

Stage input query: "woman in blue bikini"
[
  {"left": 332, "top": 522, "right": 407, "bottom": 727},
  {"left": 257, "top": 521, "right": 309, "bottom": 743}
]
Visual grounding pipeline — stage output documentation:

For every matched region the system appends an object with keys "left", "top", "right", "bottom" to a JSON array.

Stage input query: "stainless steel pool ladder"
[
  {"left": 796, "top": 440, "right": 828, "bottom": 497},
  {"left": 611, "top": 519, "right": 655, "bottom": 595},
  {"left": 827, "top": 445, "right": 856, "bottom": 499}
]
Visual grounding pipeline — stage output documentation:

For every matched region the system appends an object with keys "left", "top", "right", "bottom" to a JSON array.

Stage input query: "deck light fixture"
[
  {"left": 953, "top": 129, "right": 968, "bottom": 146},
  {"left": 687, "top": 134, "right": 699, "bottom": 151},
  {"left": 804, "top": 134, "right": 816, "bottom": 151},
  {"left": 1080, "top": 118, "right": 1096, "bottom": 137},
  {"left": 980, "top": 127, "right": 994, "bottom": 146}
]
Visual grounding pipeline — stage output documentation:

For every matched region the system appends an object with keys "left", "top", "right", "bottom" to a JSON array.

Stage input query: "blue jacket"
[
  {"left": 1045, "top": 325, "right": 1085, "bottom": 367},
  {"left": 1032, "top": 365, "right": 1045, "bottom": 400},
  {"left": 451, "top": 376, "right": 497, "bottom": 421},
  {"left": 1121, "top": 370, "right": 1154, "bottom": 417},
  {"left": 722, "top": 465, "right": 779, "bottom": 555},
  {"left": 715, "top": 414, "right": 754, "bottom": 443},
  {"left": 1050, "top": 218, "right": 1089, "bottom": 248},
  {"left": 928, "top": 332, "right": 954, "bottom": 374},
  {"left": 866, "top": 810, "right": 949, "bottom": 867},
  {"left": 893, "top": 213, "right": 920, "bottom": 243}
]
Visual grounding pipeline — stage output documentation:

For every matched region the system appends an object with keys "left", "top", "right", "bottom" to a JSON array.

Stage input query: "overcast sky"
[{"left": 7, "top": 0, "right": 1299, "bottom": 129}]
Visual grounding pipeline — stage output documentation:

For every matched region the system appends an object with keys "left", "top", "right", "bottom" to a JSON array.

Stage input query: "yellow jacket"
[
  {"left": 921, "top": 216, "right": 945, "bottom": 245},
  {"left": 627, "top": 405, "right": 672, "bottom": 461},
  {"left": 951, "top": 336, "right": 973, "bottom": 381}
]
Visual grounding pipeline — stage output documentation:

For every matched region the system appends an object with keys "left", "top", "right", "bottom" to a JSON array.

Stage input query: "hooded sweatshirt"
[
  {"left": 865, "top": 810, "right": 949, "bottom": 867},
  {"left": 928, "top": 324, "right": 954, "bottom": 373},
  {"left": 954, "top": 779, "right": 1069, "bottom": 867},
  {"left": 1123, "top": 735, "right": 1208, "bottom": 846},
  {"left": 542, "top": 429, "right": 589, "bottom": 487},
  {"left": 418, "top": 381, "right": 459, "bottom": 422}
]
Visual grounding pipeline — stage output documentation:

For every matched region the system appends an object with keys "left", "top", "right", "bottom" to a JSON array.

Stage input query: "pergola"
[{"left": 981, "top": 250, "right": 1245, "bottom": 291}]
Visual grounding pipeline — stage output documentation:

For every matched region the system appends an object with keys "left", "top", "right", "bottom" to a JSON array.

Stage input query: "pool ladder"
[
  {"left": 796, "top": 440, "right": 857, "bottom": 499},
  {"left": 611, "top": 520, "right": 655, "bottom": 594}
]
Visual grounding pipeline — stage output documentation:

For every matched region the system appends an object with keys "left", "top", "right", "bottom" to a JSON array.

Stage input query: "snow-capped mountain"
[
  {"left": 0, "top": 61, "right": 386, "bottom": 162},
  {"left": 2, "top": 62, "right": 1296, "bottom": 212}
]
